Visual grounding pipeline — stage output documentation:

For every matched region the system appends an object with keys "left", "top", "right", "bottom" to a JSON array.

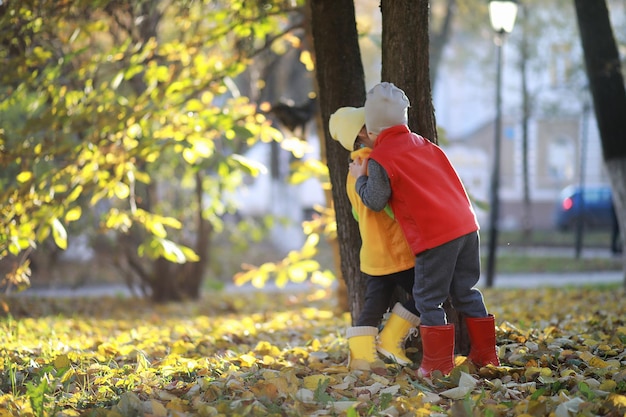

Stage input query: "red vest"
[{"left": 370, "top": 125, "right": 479, "bottom": 254}]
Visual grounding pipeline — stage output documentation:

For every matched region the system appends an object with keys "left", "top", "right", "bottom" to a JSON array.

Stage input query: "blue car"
[{"left": 554, "top": 185, "right": 616, "bottom": 230}]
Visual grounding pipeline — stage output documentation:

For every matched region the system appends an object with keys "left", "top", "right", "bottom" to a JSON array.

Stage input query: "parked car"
[{"left": 554, "top": 185, "right": 616, "bottom": 230}]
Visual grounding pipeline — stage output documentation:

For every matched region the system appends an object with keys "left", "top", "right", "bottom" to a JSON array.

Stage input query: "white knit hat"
[
  {"left": 329, "top": 107, "right": 365, "bottom": 151},
  {"left": 364, "top": 82, "right": 410, "bottom": 134}
]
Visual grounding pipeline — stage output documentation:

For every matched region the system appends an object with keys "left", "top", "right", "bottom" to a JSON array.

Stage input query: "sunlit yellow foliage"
[{"left": 0, "top": 0, "right": 307, "bottom": 293}]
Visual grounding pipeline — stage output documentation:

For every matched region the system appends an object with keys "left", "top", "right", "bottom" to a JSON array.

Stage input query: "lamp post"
[
  {"left": 485, "top": 0, "right": 518, "bottom": 288},
  {"left": 574, "top": 97, "right": 591, "bottom": 259}
]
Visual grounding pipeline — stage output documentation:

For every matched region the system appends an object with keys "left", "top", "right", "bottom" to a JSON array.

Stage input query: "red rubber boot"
[
  {"left": 417, "top": 324, "right": 455, "bottom": 378},
  {"left": 466, "top": 315, "right": 500, "bottom": 367}
]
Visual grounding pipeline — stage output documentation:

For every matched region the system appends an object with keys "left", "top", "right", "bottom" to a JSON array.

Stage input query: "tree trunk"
[
  {"left": 150, "top": 259, "right": 182, "bottom": 302},
  {"left": 380, "top": 0, "right": 469, "bottom": 355},
  {"left": 573, "top": 0, "right": 626, "bottom": 286},
  {"left": 381, "top": 0, "right": 436, "bottom": 140},
  {"left": 308, "top": 0, "right": 367, "bottom": 323},
  {"left": 180, "top": 171, "right": 211, "bottom": 299}
]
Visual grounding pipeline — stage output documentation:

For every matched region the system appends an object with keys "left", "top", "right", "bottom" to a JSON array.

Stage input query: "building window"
[
  {"left": 550, "top": 43, "right": 573, "bottom": 88},
  {"left": 548, "top": 137, "right": 575, "bottom": 183}
]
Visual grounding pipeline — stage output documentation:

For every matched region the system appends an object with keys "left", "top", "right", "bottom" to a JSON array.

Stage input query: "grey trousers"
[{"left": 413, "top": 231, "right": 488, "bottom": 326}]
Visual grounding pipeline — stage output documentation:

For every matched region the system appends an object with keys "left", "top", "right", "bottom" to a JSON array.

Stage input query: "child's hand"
[{"left": 349, "top": 157, "right": 367, "bottom": 179}]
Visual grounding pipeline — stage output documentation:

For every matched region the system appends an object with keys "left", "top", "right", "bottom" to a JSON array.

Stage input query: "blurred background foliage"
[
  {"left": 0, "top": 0, "right": 622, "bottom": 303},
  {"left": 0, "top": 0, "right": 323, "bottom": 301}
]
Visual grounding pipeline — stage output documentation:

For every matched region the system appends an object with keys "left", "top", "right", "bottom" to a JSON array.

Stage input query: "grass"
[
  {"left": 495, "top": 228, "right": 619, "bottom": 248},
  {"left": 483, "top": 229, "right": 623, "bottom": 273},
  {"left": 489, "top": 253, "right": 622, "bottom": 273}
]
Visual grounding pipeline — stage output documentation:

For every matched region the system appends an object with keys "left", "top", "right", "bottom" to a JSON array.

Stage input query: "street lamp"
[
  {"left": 489, "top": 1, "right": 519, "bottom": 34},
  {"left": 485, "top": 0, "right": 518, "bottom": 288}
]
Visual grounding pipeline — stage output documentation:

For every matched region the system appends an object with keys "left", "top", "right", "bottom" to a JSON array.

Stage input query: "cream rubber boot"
[
  {"left": 377, "top": 303, "right": 421, "bottom": 365},
  {"left": 346, "top": 326, "right": 379, "bottom": 370}
]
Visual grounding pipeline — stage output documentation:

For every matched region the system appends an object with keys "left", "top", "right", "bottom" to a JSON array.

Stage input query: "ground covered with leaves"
[{"left": 1, "top": 285, "right": 626, "bottom": 417}]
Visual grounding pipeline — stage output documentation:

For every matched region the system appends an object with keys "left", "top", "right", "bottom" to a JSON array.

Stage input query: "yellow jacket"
[{"left": 347, "top": 147, "right": 415, "bottom": 276}]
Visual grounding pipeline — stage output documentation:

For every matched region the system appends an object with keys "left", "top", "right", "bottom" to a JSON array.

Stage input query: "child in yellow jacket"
[{"left": 329, "top": 107, "right": 420, "bottom": 370}]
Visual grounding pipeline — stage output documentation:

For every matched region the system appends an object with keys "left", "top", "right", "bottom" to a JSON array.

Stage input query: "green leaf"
[
  {"left": 346, "top": 407, "right": 359, "bottom": 417},
  {"left": 26, "top": 378, "right": 49, "bottom": 417},
  {"left": 578, "top": 381, "right": 595, "bottom": 400},
  {"left": 530, "top": 387, "right": 546, "bottom": 400}
]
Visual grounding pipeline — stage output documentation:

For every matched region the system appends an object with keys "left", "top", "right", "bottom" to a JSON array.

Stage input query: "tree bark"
[
  {"left": 380, "top": 0, "right": 469, "bottom": 355},
  {"left": 573, "top": 0, "right": 626, "bottom": 286},
  {"left": 308, "top": 0, "right": 367, "bottom": 323},
  {"left": 381, "top": 0, "right": 436, "bottom": 140}
]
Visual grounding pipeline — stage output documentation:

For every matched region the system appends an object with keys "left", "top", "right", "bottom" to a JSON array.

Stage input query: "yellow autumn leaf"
[
  {"left": 261, "top": 355, "right": 275, "bottom": 365},
  {"left": 238, "top": 354, "right": 257, "bottom": 367},
  {"left": 251, "top": 381, "right": 280, "bottom": 400},
  {"left": 164, "top": 397, "right": 188, "bottom": 412},
  {"left": 578, "top": 351, "right": 610, "bottom": 368},
  {"left": 608, "top": 393, "right": 626, "bottom": 408},
  {"left": 270, "top": 376, "right": 295, "bottom": 396},
  {"left": 170, "top": 340, "right": 193, "bottom": 355},
  {"left": 64, "top": 206, "right": 82, "bottom": 222},
  {"left": 600, "top": 379, "right": 617, "bottom": 391},
  {"left": 51, "top": 217, "right": 68, "bottom": 250},
  {"left": 254, "top": 340, "right": 280, "bottom": 356},
  {"left": 16, "top": 171, "right": 33, "bottom": 183},
  {"left": 114, "top": 182, "right": 130, "bottom": 199},
  {"left": 303, "top": 374, "right": 329, "bottom": 390},
  {"left": 299, "top": 50, "right": 314, "bottom": 71},
  {"left": 54, "top": 354, "right": 71, "bottom": 370},
  {"left": 309, "top": 338, "right": 321, "bottom": 350}
]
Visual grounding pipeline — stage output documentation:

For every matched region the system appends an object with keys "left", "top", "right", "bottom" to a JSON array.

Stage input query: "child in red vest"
[
  {"left": 349, "top": 82, "right": 500, "bottom": 378},
  {"left": 329, "top": 107, "right": 420, "bottom": 370}
]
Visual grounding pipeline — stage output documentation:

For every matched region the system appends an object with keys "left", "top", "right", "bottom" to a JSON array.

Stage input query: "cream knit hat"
[
  {"left": 329, "top": 107, "right": 365, "bottom": 151},
  {"left": 364, "top": 82, "right": 410, "bottom": 134}
]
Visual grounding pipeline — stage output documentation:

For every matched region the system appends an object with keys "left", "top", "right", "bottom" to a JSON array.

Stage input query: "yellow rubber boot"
[
  {"left": 346, "top": 326, "right": 379, "bottom": 370},
  {"left": 377, "top": 303, "right": 421, "bottom": 365}
]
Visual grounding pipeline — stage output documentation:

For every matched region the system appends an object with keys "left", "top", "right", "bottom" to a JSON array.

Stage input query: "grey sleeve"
[{"left": 354, "top": 159, "right": 391, "bottom": 212}]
